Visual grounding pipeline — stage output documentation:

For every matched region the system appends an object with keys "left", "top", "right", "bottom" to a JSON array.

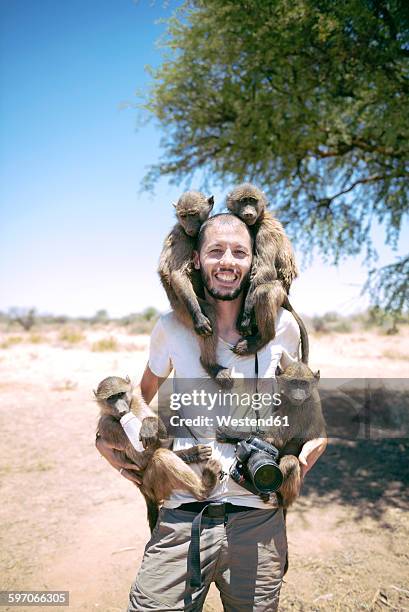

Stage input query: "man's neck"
[{"left": 204, "top": 290, "right": 243, "bottom": 345}]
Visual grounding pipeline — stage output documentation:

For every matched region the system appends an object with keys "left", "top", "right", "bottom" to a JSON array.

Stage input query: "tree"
[
  {"left": 143, "top": 0, "right": 409, "bottom": 311},
  {"left": 9, "top": 307, "right": 37, "bottom": 331}
]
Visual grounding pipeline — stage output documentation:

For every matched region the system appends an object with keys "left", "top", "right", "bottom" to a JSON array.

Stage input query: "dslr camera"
[{"left": 230, "top": 435, "right": 283, "bottom": 496}]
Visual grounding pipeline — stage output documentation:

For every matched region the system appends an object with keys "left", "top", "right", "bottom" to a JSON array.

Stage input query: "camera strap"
[{"left": 254, "top": 352, "right": 263, "bottom": 435}]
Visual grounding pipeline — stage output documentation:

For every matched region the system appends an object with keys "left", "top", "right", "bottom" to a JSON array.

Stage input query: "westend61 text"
[
  {"left": 169, "top": 414, "right": 289, "bottom": 428},
  {"left": 169, "top": 390, "right": 282, "bottom": 411}
]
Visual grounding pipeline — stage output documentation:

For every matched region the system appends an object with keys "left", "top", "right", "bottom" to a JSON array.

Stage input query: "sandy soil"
[{"left": 0, "top": 327, "right": 408, "bottom": 612}]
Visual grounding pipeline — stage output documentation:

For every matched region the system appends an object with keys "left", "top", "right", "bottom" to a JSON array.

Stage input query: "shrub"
[
  {"left": 92, "top": 337, "right": 119, "bottom": 352},
  {"left": 0, "top": 335, "right": 23, "bottom": 349},
  {"left": 59, "top": 328, "right": 85, "bottom": 344}
]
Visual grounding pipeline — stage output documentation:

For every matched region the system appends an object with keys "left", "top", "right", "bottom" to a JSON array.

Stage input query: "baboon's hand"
[
  {"left": 176, "top": 444, "right": 212, "bottom": 463},
  {"left": 216, "top": 426, "right": 248, "bottom": 443},
  {"left": 215, "top": 368, "right": 234, "bottom": 390},
  {"left": 232, "top": 334, "right": 265, "bottom": 355},
  {"left": 140, "top": 416, "right": 161, "bottom": 448},
  {"left": 239, "top": 312, "right": 253, "bottom": 336},
  {"left": 193, "top": 312, "right": 213, "bottom": 336}
]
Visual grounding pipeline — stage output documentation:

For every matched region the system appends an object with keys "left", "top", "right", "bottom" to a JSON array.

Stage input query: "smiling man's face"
[{"left": 193, "top": 217, "right": 253, "bottom": 301}]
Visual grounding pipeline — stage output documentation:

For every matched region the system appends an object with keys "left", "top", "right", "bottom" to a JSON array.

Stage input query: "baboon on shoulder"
[
  {"left": 95, "top": 375, "right": 221, "bottom": 531},
  {"left": 226, "top": 183, "right": 309, "bottom": 363},
  {"left": 158, "top": 191, "right": 232, "bottom": 387}
]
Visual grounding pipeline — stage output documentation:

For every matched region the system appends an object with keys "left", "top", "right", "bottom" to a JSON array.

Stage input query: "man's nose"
[{"left": 219, "top": 248, "right": 234, "bottom": 266}]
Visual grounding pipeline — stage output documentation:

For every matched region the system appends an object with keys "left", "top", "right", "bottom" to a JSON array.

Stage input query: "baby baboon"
[
  {"left": 158, "top": 191, "right": 232, "bottom": 387},
  {"left": 94, "top": 376, "right": 221, "bottom": 531},
  {"left": 216, "top": 362, "right": 325, "bottom": 508},
  {"left": 226, "top": 183, "right": 309, "bottom": 363}
]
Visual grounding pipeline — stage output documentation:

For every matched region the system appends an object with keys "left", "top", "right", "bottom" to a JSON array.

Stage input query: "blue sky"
[{"left": 1, "top": 0, "right": 407, "bottom": 318}]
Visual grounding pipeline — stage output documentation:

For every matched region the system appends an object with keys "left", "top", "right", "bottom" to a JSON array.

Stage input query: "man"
[{"left": 96, "top": 213, "right": 327, "bottom": 611}]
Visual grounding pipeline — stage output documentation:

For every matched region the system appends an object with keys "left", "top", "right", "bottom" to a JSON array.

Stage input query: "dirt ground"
[{"left": 1, "top": 327, "right": 409, "bottom": 612}]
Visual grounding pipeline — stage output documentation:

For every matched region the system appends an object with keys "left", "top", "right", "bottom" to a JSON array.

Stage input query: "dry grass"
[
  {"left": 0, "top": 335, "right": 23, "bottom": 349},
  {"left": 382, "top": 349, "right": 409, "bottom": 361},
  {"left": 92, "top": 336, "right": 119, "bottom": 352},
  {"left": 59, "top": 328, "right": 85, "bottom": 344}
]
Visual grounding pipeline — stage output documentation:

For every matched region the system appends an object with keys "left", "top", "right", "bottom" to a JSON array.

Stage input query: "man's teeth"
[{"left": 215, "top": 273, "right": 237, "bottom": 282}]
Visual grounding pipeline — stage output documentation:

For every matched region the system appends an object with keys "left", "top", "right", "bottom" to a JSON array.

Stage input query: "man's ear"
[{"left": 193, "top": 250, "right": 200, "bottom": 270}]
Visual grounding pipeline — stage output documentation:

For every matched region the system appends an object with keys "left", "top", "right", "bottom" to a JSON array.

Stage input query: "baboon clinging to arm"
[
  {"left": 268, "top": 362, "right": 325, "bottom": 507},
  {"left": 226, "top": 183, "right": 309, "bottom": 363},
  {"left": 158, "top": 191, "right": 232, "bottom": 387},
  {"left": 216, "top": 362, "right": 325, "bottom": 508},
  {"left": 94, "top": 376, "right": 222, "bottom": 531}
]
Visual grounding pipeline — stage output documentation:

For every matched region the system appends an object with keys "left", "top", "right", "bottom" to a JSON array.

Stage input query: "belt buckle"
[{"left": 206, "top": 502, "right": 225, "bottom": 518}]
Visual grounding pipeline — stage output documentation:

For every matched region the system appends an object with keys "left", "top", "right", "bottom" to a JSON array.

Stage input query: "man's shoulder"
[
  {"left": 155, "top": 310, "right": 180, "bottom": 331},
  {"left": 276, "top": 306, "right": 299, "bottom": 333},
  {"left": 152, "top": 310, "right": 195, "bottom": 340}
]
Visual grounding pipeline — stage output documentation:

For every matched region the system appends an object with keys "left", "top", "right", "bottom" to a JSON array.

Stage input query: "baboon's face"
[
  {"left": 177, "top": 210, "right": 206, "bottom": 237},
  {"left": 227, "top": 184, "right": 266, "bottom": 226},
  {"left": 232, "top": 197, "right": 262, "bottom": 226},
  {"left": 176, "top": 194, "right": 214, "bottom": 237},
  {"left": 277, "top": 366, "right": 320, "bottom": 406},
  {"left": 95, "top": 376, "right": 133, "bottom": 418},
  {"left": 193, "top": 222, "right": 252, "bottom": 301}
]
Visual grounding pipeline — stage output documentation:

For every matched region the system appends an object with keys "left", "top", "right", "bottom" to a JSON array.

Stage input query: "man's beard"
[{"left": 201, "top": 268, "right": 250, "bottom": 301}]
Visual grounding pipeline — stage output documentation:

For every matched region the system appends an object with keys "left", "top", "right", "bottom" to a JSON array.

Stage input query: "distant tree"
[
  {"left": 143, "top": 0, "right": 409, "bottom": 311},
  {"left": 91, "top": 309, "right": 109, "bottom": 324},
  {"left": 9, "top": 307, "right": 37, "bottom": 331},
  {"left": 141, "top": 306, "right": 159, "bottom": 321}
]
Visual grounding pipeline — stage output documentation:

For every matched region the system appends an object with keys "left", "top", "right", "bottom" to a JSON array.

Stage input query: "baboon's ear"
[
  {"left": 314, "top": 370, "right": 320, "bottom": 381},
  {"left": 172, "top": 201, "right": 178, "bottom": 208},
  {"left": 125, "top": 375, "right": 130, "bottom": 383},
  {"left": 207, "top": 195, "right": 214, "bottom": 210},
  {"left": 93, "top": 390, "right": 97, "bottom": 398}
]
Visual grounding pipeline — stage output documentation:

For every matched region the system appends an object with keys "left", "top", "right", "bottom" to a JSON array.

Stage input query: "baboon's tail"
[
  {"left": 148, "top": 448, "right": 205, "bottom": 499},
  {"left": 281, "top": 296, "right": 309, "bottom": 364}
]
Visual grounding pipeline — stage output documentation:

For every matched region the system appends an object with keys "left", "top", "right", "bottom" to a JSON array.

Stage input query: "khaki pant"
[{"left": 127, "top": 506, "right": 287, "bottom": 611}]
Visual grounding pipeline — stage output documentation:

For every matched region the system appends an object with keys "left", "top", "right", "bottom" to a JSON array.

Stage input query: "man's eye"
[{"left": 234, "top": 250, "right": 247, "bottom": 257}]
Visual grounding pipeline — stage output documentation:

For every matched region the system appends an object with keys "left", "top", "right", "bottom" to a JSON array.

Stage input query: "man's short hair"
[{"left": 196, "top": 213, "right": 253, "bottom": 253}]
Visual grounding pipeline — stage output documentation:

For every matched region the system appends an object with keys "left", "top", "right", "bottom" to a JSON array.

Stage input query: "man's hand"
[
  {"left": 298, "top": 437, "right": 328, "bottom": 479},
  {"left": 95, "top": 436, "right": 143, "bottom": 486}
]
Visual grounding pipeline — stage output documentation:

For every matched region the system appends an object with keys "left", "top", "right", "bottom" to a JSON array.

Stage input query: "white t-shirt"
[{"left": 149, "top": 307, "right": 300, "bottom": 509}]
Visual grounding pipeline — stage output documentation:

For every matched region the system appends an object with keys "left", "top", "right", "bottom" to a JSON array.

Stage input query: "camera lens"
[{"left": 247, "top": 452, "right": 283, "bottom": 493}]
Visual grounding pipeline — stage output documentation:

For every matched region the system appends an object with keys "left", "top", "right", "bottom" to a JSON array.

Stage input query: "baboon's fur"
[
  {"left": 158, "top": 191, "right": 232, "bottom": 387},
  {"left": 216, "top": 362, "right": 325, "bottom": 508},
  {"left": 95, "top": 376, "right": 221, "bottom": 531},
  {"left": 226, "top": 183, "right": 309, "bottom": 363}
]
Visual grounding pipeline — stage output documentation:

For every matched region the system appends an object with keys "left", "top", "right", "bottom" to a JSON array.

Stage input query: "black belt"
[
  {"left": 179, "top": 501, "right": 255, "bottom": 516},
  {"left": 181, "top": 502, "right": 258, "bottom": 588}
]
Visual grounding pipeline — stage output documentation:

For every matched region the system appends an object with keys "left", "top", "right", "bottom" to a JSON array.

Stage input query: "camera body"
[{"left": 230, "top": 435, "right": 283, "bottom": 496}]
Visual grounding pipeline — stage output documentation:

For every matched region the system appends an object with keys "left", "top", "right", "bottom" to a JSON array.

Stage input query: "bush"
[
  {"left": 332, "top": 321, "right": 353, "bottom": 334},
  {"left": 29, "top": 333, "right": 45, "bottom": 344},
  {"left": 311, "top": 316, "right": 329, "bottom": 334},
  {"left": 0, "top": 335, "right": 23, "bottom": 349},
  {"left": 59, "top": 328, "right": 85, "bottom": 344},
  {"left": 92, "top": 337, "right": 119, "bottom": 352}
]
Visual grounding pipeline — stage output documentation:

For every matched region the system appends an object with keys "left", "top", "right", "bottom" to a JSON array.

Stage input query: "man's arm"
[{"left": 140, "top": 362, "right": 161, "bottom": 405}]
